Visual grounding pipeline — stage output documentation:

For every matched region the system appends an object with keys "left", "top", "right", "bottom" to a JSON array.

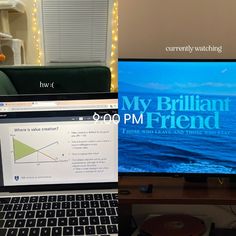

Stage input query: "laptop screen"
[{"left": 0, "top": 94, "right": 118, "bottom": 188}]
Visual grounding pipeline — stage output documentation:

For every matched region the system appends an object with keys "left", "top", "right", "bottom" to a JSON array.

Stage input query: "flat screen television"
[{"left": 118, "top": 59, "right": 236, "bottom": 176}]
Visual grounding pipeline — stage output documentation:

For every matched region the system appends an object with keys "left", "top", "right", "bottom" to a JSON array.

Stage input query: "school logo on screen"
[{"left": 14, "top": 176, "right": 20, "bottom": 181}]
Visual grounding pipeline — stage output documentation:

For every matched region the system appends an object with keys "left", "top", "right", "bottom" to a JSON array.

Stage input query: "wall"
[{"left": 119, "top": 0, "right": 236, "bottom": 59}]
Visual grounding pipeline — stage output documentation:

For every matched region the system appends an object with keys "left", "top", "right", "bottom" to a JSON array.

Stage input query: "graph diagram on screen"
[
  {"left": 9, "top": 125, "right": 68, "bottom": 165},
  {"left": 13, "top": 138, "right": 62, "bottom": 164}
]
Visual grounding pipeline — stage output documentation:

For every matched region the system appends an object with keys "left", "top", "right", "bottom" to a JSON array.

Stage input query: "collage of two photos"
[{"left": 1, "top": 0, "right": 236, "bottom": 236}]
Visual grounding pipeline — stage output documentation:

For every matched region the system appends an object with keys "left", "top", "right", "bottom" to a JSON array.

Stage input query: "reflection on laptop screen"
[{"left": 0, "top": 95, "right": 118, "bottom": 186}]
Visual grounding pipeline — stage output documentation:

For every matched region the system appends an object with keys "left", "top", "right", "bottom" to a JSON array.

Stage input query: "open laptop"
[{"left": 0, "top": 93, "right": 118, "bottom": 236}]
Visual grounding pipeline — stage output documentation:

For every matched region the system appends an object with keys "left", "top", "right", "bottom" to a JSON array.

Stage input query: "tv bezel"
[{"left": 118, "top": 58, "right": 236, "bottom": 177}]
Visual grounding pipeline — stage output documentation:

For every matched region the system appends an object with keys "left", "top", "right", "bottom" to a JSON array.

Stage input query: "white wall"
[{"left": 119, "top": 0, "right": 236, "bottom": 59}]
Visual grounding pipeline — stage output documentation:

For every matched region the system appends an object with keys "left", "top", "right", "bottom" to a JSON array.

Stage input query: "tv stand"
[
  {"left": 119, "top": 176, "right": 236, "bottom": 235},
  {"left": 184, "top": 176, "right": 208, "bottom": 183}
]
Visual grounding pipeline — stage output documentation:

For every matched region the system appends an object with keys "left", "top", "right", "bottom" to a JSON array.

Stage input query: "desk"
[{"left": 119, "top": 176, "right": 236, "bottom": 235}]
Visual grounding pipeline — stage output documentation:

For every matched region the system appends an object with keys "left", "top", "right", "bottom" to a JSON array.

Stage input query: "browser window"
[{"left": 0, "top": 98, "right": 118, "bottom": 186}]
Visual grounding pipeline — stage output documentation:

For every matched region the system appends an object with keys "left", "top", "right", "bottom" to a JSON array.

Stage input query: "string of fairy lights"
[
  {"left": 32, "top": 0, "right": 42, "bottom": 65},
  {"left": 32, "top": 0, "right": 118, "bottom": 90},
  {"left": 110, "top": 0, "right": 118, "bottom": 92}
]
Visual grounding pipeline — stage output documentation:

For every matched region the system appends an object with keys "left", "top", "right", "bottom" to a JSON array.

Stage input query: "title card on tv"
[{"left": 118, "top": 61, "right": 236, "bottom": 174}]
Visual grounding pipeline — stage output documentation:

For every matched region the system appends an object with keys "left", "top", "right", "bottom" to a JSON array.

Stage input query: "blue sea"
[{"left": 118, "top": 92, "right": 236, "bottom": 174}]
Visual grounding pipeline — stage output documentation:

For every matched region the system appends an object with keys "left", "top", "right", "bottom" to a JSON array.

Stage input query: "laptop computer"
[{"left": 0, "top": 93, "right": 118, "bottom": 236}]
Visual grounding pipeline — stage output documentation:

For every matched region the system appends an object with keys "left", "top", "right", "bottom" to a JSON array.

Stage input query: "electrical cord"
[
  {"left": 217, "top": 177, "right": 236, "bottom": 228},
  {"left": 217, "top": 177, "right": 224, "bottom": 185},
  {"left": 230, "top": 205, "right": 236, "bottom": 217},
  {"left": 227, "top": 203, "right": 236, "bottom": 229},
  {"left": 227, "top": 220, "right": 236, "bottom": 229},
  {"left": 131, "top": 215, "right": 138, "bottom": 231}
]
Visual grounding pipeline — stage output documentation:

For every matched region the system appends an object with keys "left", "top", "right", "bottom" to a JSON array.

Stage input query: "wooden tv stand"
[{"left": 119, "top": 176, "right": 236, "bottom": 235}]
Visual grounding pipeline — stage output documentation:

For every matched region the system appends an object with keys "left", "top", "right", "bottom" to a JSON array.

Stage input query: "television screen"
[{"left": 118, "top": 60, "right": 236, "bottom": 175}]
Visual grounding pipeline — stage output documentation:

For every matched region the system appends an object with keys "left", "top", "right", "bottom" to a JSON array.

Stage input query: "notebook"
[{"left": 0, "top": 93, "right": 118, "bottom": 236}]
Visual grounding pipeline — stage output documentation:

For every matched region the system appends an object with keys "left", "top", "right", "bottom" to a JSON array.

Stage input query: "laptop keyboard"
[{"left": 0, "top": 193, "right": 118, "bottom": 236}]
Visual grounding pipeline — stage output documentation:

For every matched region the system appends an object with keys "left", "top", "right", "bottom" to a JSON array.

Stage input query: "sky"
[{"left": 118, "top": 61, "right": 236, "bottom": 95}]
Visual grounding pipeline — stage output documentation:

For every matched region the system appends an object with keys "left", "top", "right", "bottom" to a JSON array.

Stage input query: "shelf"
[
  {"left": 119, "top": 177, "right": 236, "bottom": 235},
  {"left": 119, "top": 176, "right": 236, "bottom": 205},
  {"left": 0, "top": 32, "right": 12, "bottom": 39},
  {"left": 0, "top": 0, "right": 25, "bottom": 13}
]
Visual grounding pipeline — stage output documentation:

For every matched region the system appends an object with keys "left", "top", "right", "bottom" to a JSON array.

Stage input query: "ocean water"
[{"left": 118, "top": 93, "right": 236, "bottom": 174}]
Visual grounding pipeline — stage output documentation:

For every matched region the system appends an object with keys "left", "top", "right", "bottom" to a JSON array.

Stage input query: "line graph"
[{"left": 13, "top": 138, "right": 65, "bottom": 164}]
